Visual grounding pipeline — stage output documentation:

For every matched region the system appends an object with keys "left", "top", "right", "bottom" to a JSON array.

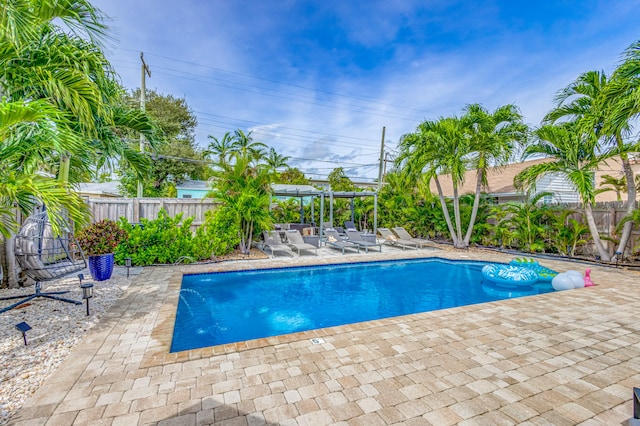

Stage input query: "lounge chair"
[
  {"left": 262, "top": 231, "right": 294, "bottom": 257},
  {"left": 344, "top": 220, "right": 358, "bottom": 231},
  {"left": 285, "top": 230, "right": 318, "bottom": 255},
  {"left": 392, "top": 227, "right": 432, "bottom": 248},
  {"left": 377, "top": 228, "right": 419, "bottom": 250},
  {"left": 324, "top": 228, "right": 360, "bottom": 254},
  {"left": 345, "top": 229, "right": 382, "bottom": 253}
]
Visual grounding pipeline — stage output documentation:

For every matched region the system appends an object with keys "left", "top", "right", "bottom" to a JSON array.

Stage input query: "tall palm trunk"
[
  {"left": 463, "top": 168, "right": 483, "bottom": 246},
  {"left": 434, "top": 176, "right": 459, "bottom": 247},
  {"left": 452, "top": 187, "right": 465, "bottom": 248},
  {"left": 614, "top": 136, "right": 636, "bottom": 260},
  {"left": 584, "top": 203, "right": 611, "bottom": 261}
]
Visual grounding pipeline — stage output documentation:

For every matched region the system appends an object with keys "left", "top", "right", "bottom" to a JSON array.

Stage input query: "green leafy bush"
[
  {"left": 115, "top": 208, "right": 196, "bottom": 266},
  {"left": 193, "top": 207, "right": 241, "bottom": 258},
  {"left": 77, "top": 219, "right": 128, "bottom": 256}
]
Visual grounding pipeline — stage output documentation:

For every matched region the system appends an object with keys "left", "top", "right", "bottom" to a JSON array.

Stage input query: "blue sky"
[{"left": 92, "top": 0, "right": 640, "bottom": 182}]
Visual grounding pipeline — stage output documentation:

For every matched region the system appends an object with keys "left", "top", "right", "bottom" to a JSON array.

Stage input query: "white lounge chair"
[
  {"left": 392, "top": 227, "right": 432, "bottom": 248},
  {"left": 377, "top": 228, "right": 419, "bottom": 250}
]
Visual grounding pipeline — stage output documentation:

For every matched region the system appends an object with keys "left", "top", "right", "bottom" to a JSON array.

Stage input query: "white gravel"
[{"left": 0, "top": 267, "right": 137, "bottom": 425}]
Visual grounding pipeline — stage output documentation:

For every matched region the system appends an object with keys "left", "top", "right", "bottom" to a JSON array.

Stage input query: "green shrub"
[
  {"left": 115, "top": 208, "right": 195, "bottom": 266},
  {"left": 193, "top": 207, "right": 241, "bottom": 258}
]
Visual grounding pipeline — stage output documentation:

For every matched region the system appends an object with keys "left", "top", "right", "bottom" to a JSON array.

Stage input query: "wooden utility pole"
[
  {"left": 137, "top": 52, "right": 151, "bottom": 198},
  {"left": 377, "top": 126, "right": 385, "bottom": 192}
]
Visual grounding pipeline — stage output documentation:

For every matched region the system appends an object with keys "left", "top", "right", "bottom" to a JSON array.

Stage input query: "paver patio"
[{"left": 9, "top": 247, "right": 640, "bottom": 425}]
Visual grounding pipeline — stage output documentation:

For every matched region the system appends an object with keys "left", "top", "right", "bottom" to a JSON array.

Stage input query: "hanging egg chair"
[{"left": 0, "top": 211, "right": 86, "bottom": 313}]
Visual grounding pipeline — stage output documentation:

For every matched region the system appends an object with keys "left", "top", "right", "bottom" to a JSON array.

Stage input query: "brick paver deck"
[{"left": 9, "top": 247, "right": 640, "bottom": 425}]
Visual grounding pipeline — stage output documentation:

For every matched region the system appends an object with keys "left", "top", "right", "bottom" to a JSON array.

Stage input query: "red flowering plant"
[{"left": 76, "top": 219, "right": 128, "bottom": 256}]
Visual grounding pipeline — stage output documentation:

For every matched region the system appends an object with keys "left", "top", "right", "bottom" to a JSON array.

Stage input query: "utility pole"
[
  {"left": 137, "top": 52, "right": 151, "bottom": 198},
  {"left": 383, "top": 151, "right": 389, "bottom": 180},
  {"left": 377, "top": 126, "right": 385, "bottom": 192}
]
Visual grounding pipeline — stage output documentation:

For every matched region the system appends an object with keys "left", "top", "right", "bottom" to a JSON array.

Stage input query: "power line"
[{"left": 114, "top": 49, "right": 438, "bottom": 117}]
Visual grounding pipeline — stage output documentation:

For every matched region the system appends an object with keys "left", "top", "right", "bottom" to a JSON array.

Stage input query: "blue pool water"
[{"left": 171, "top": 258, "right": 553, "bottom": 352}]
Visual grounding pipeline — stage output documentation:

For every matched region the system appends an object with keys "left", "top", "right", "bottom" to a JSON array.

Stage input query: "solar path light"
[
  {"left": 80, "top": 282, "right": 94, "bottom": 316},
  {"left": 15, "top": 322, "right": 32, "bottom": 345}
]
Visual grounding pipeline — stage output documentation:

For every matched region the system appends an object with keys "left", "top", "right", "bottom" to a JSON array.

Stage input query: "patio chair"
[
  {"left": 344, "top": 220, "right": 358, "bottom": 231},
  {"left": 392, "top": 227, "right": 432, "bottom": 248},
  {"left": 345, "top": 229, "right": 382, "bottom": 253},
  {"left": 377, "top": 228, "right": 419, "bottom": 250},
  {"left": 262, "top": 231, "right": 294, "bottom": 258},
  {"left": 324, "top": 228, "right": 360, "bottom": 254},
  {"left": 285, "top": 230, "right": 318, "bottom": 256}
]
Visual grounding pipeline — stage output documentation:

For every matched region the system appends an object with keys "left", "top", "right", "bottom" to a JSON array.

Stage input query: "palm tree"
[
  {"left": 206, "top": 155, "right": 272, "bottom": 255},
  {"left": 545, "top": 69, "right": 637, "bottom": 260},
  {"left": 264, "top": 147, "right": 290, "bottom": 176},
  {"left": 205, "top": 132, "right": 235, "bottom": 167},
  {"left": 397, "top": 116, "right": 469, "bottom": 248},
  {"left": 514, "top": 123, "right": 612, "bottom": 261},
  {"left": 460, "top": 103, "right": 528, "bottom": 246},
  {"left": 599, "top": 174, "right": 627, "bottom": 201},
  {"left": 231, "top": 129, "right": 267, "bottom": 163}
]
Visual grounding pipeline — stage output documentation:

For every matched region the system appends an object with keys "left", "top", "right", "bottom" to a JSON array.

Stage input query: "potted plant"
[{"left": 77, "top": 219, "right": 128, "bottom": 281}]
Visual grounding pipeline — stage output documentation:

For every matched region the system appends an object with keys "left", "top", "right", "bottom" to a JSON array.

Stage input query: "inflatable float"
[
  {"left": 509, "top": 257, "right": 558, "bottom": 282},
  {"left": 481, "top": 264, "right": 539, "bottom": 287}
]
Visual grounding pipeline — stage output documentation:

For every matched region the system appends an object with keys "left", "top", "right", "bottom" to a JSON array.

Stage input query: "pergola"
[{"left": 270, "top": 184, "right": 378, "bottom": 238}]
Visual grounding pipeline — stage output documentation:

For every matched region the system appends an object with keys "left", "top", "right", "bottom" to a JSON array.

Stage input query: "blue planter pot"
[{"left": 88, "top": 253, "right": 114, "bottom": 281}]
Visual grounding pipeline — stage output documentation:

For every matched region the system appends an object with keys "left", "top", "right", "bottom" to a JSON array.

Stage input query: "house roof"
[
  {"left": 77, "top": 182, "right": 122, "bottom": 197},
  {"left": 431, "top": 158, "right": 551, "bottom": 197},
  {"left": 431, "top": 156, "right": 640, "bottom": 202},
  {"left": 176, "top": 180, "right": 211, "bottom": 190}
]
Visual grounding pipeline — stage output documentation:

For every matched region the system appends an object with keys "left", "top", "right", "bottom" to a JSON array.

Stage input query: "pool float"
[
  {"left": 584, "top": 268, "right": 594, "bottom": 287},
  {"left": 481, "top": 264, "right": 539, "bottom": 287},
  {"left": 551, "top": 270, "right": 584, "bottom": 291},
  {"left": 509, "top": 257, "right": 558, "bottom": 282}
]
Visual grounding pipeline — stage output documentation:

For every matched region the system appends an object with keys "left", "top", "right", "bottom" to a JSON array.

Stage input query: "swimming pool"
[{"left": 171, "top": 258, "right": 553, "bottom": 352}]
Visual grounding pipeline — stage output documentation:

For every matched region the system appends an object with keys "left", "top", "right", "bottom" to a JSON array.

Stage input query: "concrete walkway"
[{"left": 9, "top": 246, "right": 640, "bottom": 425}]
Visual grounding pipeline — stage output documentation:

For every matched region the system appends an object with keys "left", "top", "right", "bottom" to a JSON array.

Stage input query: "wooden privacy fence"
[
  {"left": 545, "top": 201, "right": 640, "bottom": 256},
  {"left": 87, "top": 198, "right": 220, "bottom": 232}
]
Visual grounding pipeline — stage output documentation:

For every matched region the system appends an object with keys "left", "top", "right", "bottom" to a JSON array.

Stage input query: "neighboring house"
[
  {"left": 430, "top": 157, "right": 640, "bottom": 204},
  {"left": 176, "top": 180, "right": 211, "bottom": 199},
  {"left": 77, "top": 182, "right": 122, "bottom": 199},
  {"left": 309, "top": 179, "right": 376, "bottom": 191}
]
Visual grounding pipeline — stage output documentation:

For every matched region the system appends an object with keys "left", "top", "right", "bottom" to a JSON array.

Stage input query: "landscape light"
[
  {"left": 15, "top": 322, "right": 31, "bottom": 345},
  {"left": 126, "top": 258, "right": 132, "bottom": 278},
  {"left": 80, "top": 282, "right": 94, "bottom": 316}
]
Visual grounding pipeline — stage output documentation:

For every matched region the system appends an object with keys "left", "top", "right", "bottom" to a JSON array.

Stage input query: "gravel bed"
[{"left": 0, "top": 267, "right": 135, "bottom": 425}]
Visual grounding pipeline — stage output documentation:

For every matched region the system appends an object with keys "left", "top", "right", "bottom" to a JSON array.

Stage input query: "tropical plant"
[
  {"left": 545, "top": 67, "right": 638, "bottom": 260},
  {"left": 193, "top": 208, "right": 241, "bottom": 258},
  {"left": 231, "top": 129, "right": 267, "bottom": 163},
  {"left": 514, "top": 123, "right": 613, "bottom": 260},
  {"left": 0, "top": 0, "right": 158, "bottom": 237},
  {"left": 206, "top": 155, "right": 272, "bottom": 254},
  {"left": 459, "top": 104, "right": 528, "bottom": 246},
  {"left": 76, "top": 219, "right": 128, "bottom": 256},
  {"left": 599, "top": 174, "right": 627, "bottom": 201},
  {"left": 548, "top": 209, "right": 589, "bottom": 256},
  {"left": 205, "top": 131, "right": 235, "bottom": 167},
  {"left": 115, "top": 209, "right": 195, "bottom": 266},
  {"left": 264, "top": 147, "right": 291, "bottom": 175},
  {"left": 496, "top": 192, "right": 554, "bottom": 253}
]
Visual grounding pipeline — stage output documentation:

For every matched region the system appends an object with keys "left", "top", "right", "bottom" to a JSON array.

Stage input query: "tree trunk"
[
  {"left": 614, "top": 148, "right": 636, "bottom": 260},
  {"left": 584, "top": 203, "right": 611, "bottom": 261},
  {"left": 463, "top": 168, "right": 483, "bottom": 246},
  {"left": 452, "top": 186, "right": 465, "bottom": 248},
  {"left": 434, "top": 176, "right": 459, "bottom": 247}
]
